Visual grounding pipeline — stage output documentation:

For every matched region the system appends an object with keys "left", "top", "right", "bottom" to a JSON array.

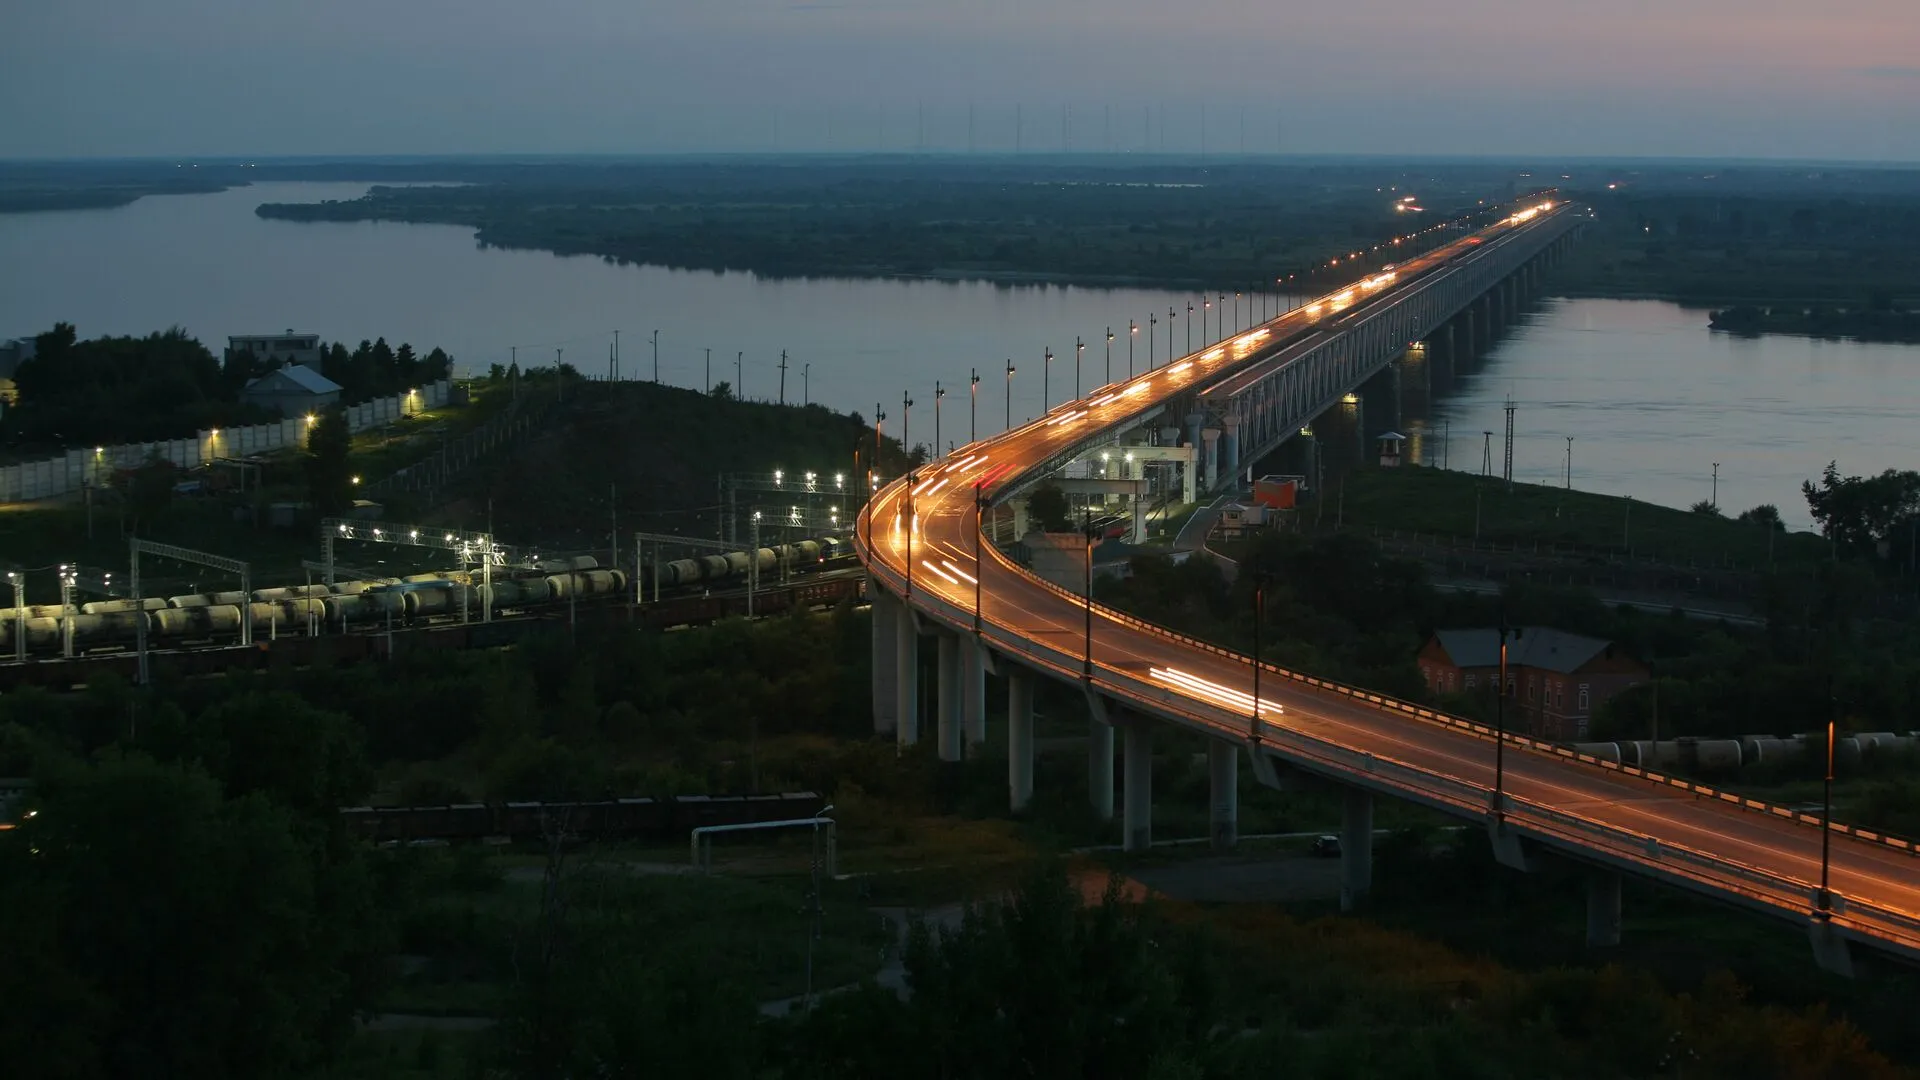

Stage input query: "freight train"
[
  {"left": 341, "top": 791, "right": 825, "bottom": 844},
  {"left": 0, "top": 536, "right": 849, "bottom": 660}
]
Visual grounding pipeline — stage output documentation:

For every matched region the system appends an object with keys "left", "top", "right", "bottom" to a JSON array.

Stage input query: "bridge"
[{"left": 853, "top": 197, "right": 1920, "bottom": 977}]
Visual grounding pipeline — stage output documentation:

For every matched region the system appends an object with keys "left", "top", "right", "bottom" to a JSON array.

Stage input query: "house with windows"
[
  {"left": 228, "top": 331, "right": 323, "bottom": 372},
  {"left": 1417, "top": 627, "right": 1647, "bottom": 740}
]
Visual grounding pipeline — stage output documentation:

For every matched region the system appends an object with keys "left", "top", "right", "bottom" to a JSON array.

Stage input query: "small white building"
[
  {"left": 243, "top": 363, "right": 343, "bottom": 418},
  {"left": 228, "top": 331, "right": 323, "bottom": 372}
]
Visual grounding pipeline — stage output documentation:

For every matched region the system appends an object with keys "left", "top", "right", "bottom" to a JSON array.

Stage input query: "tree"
[
  {"left": 1736, "top": 503, "right": 1785, "bottom": 531},
  {"left": 710, "top": 380, "right": 735, "bottom": 401},
  {"left": 304, "top": 405, "right": 354, "bottom": 517},
  {"left": 0, "top": 751, "right": 374, "bottom": 1079},
  {"left": 1026, "top": 480, "right": 1072, "bottom": 533},
  {"left": 1802, "top": 461, "right": 1920, "bottom": 555},
  {"left": 1690, "top": 499, "right": 1723, "bottom": 517},
  {"left": 125, "top": 451, "right": 178, "bottom": 529}
]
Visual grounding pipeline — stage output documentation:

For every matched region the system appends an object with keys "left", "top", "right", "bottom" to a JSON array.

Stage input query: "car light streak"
[
  {"left": 1047, "top": 409, "right": 1089, "bottom": 427},
  {"left": 1167, "top": 361, "right": 1192, "bottom": 374},
  {"left": 1150, "top": 666, "right": 1284, "bottom": 717},
  {"left": 922, "top": 560, "right": 960, "bottom": 585},
  {"left": 939, "top": 559, "right": 978, "bottom": 585},
  {"left": 1124, "top": 380, "right": 1152, "bottom": 396}
]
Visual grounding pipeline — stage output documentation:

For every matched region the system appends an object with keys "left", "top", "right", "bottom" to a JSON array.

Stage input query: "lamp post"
[
  {"left": 904, "top": 471, "right": 916, "bottom": 599},
  {"left": 974, "top": 482, "right": 985, "bottom": 634},
  {"left": 1565, "top": 436, "right": 1573, "bottom": 490},
  {"left": 1252, "top": 570, "right": 1271, "bottom": 742},
  {"left": 902, "top": 391, "right": 913, "bottom": 462},
  {"left": 1493, "top": 618, "right": 1516, "bottom": 822},
  {"left": 1128, "top": 320, "right": 1137, "bottom": 377},
  {"left": 872, "top": 405, "right": 886, "bottom": 496},
  {"left": 934, "top": 382, "right": 945, "bottom": 461},
  {"left": 1004, "top": 358, "right": 1015, "bottom": 431},
  {"left": 1074, "top": 336, "right": 1084, "bottom": 400},
  {"left": 1168, "top": 307, "right": 1176, "bottom": 361},
  {"left": 1217, "top": 293, "right": 1225, "bottom": 340},
  {"left": 1148, "top": 314, "right": 1157, "bottom": 369},
  {"left": 1105, "top": 328, "right": 1114, "bottom": 385},
  {"left": 1203, "top": 296, "right": 1211, "bottom": 346},
  {"left": 1235, "top": 290, "right": 1242, "bottom": 331},
  {"left": 651, "top": 328, "right": 660, "bottom": 382},
  {"left": 1043, "top": 347, "right": 1053, "bottom": 413},
  {"left": 970, "top": 369, "right": 980, "bottom": 441},
  {"left": 1082, "top": 504, "right": 1094, "bottom": 679},
  {"left": 1187, "top": 301, "right": 1194, "bottom": 353},
  {"left": 1820, "top": 684, "right": 1838, "bottom": 911}
]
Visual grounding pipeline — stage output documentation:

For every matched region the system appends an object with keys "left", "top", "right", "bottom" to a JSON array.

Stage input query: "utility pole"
[
  {"left": 1565, "top": 436, "right": 1573, "bottom": 489},
  {"left": 613, "top": 329, "right": 620, "bottom": 381},
  {"left": 779, "top": 350, "right": 789, "bottom": 405},
  {"left": 555, "top": 348, "right": 564, "bottom": 402},
  {"left": 736, "top": 351, "right": 743, "bottom": 399},
  {"left": 1712, "top": 462, "right": 1720, "bottom": 508},
  {"left": 705, "top": 348, "right": 712, "bottom": 395},
  {"left": 1503, "top": 396, "right": 1515, "bottom": 492},
  {"left": 803, "top": 362, "right": 810, "bottom": 406},
  {"left": 650, "top": 328, "right": 659, "bottom": 383}
]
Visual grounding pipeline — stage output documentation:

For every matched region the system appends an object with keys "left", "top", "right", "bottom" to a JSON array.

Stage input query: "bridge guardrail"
[
  {"left": 968, "top": 534, "right": 1920, "bottom": 863},
  {"left": 860, "top": 535, "right": 1920, "bottom": 953}
]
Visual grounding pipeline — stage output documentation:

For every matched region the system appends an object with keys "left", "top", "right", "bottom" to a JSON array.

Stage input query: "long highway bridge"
[{"left": 855, "top": 196, "right": 1920, "bottom": 976}]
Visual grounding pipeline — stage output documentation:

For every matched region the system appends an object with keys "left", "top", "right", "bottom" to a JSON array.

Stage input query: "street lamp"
[
  {"left": 1105, "top": 328, "right": 1114, "bottom": 385},
  {"left": 1004, "top": 359, "right": 1015, "bottom": 431},
  {"left": 934, "top": 382, "right": 945, "bottom": 461},
  {"left": 1148, "top": 314, "right": 1157, "bottom": 369},
  {"left": 1252, "top": 570, "right": 1271, "bottom": 742},
  {"left": 1187, "top": 301, "right": 1195, "bottom": 353},
  {"left": 1217, "top": 293, "right": 1225, "bottom": 340},
  {"left": 1074, "top": 336, "right": 1084, "bottom": 400},
  {"left": 902, "top": 391, "right": 914, "bottom": 462},
  {"left": 1493, "top": 619, "right": 1521, "bottom": 822},
  {"left": 1082, "top": 504, "right": 1094, "bottom": 679},
  {"left": 1128, "top": 320, "right": 1137, "bottom": 377},
  {"left": 1235, "top": 290, "right": 1243, "bottom": 331},
  {"left": 903, "top": 473, "right": 916, "bottom": 599},
  {"left": 970, "top": 369, "right": 980, "bottom": 441},
  {"left": 974, "top": 482, "right": 986, "bottom": 634},
  {"left": 1043, "top": 347, "right": 1053, "bottom": 413},
  {"left": 1168, "top": 307, "right": 1176, "bottom": 363},
  {"left": 1202, "top": 296, "right": 1212, "bottom": 346}
]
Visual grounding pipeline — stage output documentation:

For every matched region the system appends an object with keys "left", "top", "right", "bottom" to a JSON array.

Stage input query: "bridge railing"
[{"left": 861, "top": 535, "right": 1920, "bottom": 953}]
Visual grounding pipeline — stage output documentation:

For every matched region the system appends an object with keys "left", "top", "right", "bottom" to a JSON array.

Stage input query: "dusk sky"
[{"left": 4, "top": 0, "right": 1917, "bottom": 161}]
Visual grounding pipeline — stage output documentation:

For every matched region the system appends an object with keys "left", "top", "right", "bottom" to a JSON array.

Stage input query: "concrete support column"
[
  {"left": 870, "top": 580, "right": 899, "bottom": 735},
  {"left": 1008, "top": 667, "right": 1035, "bottom": 812},
  {"left": 1208, "top": 741, "right": 1238, "bottom": 850},
  {"left": 1180, "top": 448, "right": 1198, "bottom": 504},
  {"left": 963, "top": 638, "right": 987, "bottom": 748},
  {"left": 1088, "top": 715, "right": 1115, "bottom": 821},
  {"left": 1221, "top": 426, "right": 1240, "bottom": 485},
  {"left": 936, "top": 631, "right": 962, "bottom": 762},
  {"left": 1122, "top": 719, "right": 1153, "bottom": 852},
  {"left": 1585, "top": 870, "right": 1622, "bottom": 948},
  {"left": 1201, "top": 429, "right": 1220, "bottom": 492},
  {"left": 1339, "top": 787, "right": 1374, "bottom": 912},
  {"left": 894, "top": 605, "right": 919, "bottom": 748},
  {"left": 1011, "top": 499, "right": 1030, "bottom": 540}
]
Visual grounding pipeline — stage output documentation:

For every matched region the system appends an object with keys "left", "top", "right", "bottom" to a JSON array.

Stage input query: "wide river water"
[{"left": 2, "top": 181, "right": 1915, "bottom": 528}]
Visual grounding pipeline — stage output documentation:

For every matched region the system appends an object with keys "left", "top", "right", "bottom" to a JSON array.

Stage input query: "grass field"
[{"left": 1321, "top": 465, "right": 1831, "bottom": 570}]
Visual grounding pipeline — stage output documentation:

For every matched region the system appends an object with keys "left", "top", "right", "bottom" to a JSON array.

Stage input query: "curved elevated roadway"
[{"left": 856, "top": 201, "right": 1920, "bottom": 973}]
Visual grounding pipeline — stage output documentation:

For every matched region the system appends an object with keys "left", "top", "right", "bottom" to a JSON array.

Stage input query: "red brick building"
[{"left": 1417, "top": 627, "right": 1648, "bottom": 740}]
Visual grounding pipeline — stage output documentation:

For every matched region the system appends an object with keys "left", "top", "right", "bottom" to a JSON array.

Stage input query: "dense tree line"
[{"left": 4, "top": 323, "right": 453, "bottom": 452}]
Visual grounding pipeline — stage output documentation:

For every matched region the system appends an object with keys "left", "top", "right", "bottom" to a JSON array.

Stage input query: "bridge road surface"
[{"left": 858, "top": 204, "right": 1920, "bottom": 967}]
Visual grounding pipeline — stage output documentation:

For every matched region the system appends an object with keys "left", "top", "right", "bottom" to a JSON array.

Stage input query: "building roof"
[
  {"left": 1430, "top": 627, "right": 1618, "bottom": 674},
  {"left": 246, "top": 364, "right": 342, "bottom": 396}
]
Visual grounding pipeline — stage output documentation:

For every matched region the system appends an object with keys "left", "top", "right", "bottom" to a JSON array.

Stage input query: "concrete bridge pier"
[
  {"left": 1586, "top": 869, "right": 1622, "bottom": 948},
  {"left": 1360, "top": 363, "right": 1402, "bottom": 441},
  {"left": 871, "top": 579, "right": 900, "bottom": 735},
  {"left": 894, "top": 601, "right": 920, "bottom": 748},
  {"left": 1220, "top": 414, "right": 1242, "bottom": 487},
  {"left": 935, "top": 631, "right": 962, "bottom": 762},
  {"left": 1340, "top": 788, "right": 1374, "bottom": 912},
  {"left": 1089, "top": 714, "right": 1115, "bottom": 821},
  {"left": 1007, "top": 666, "right": 1035, "bottom": 812},
  {"left": 1201, "top": 428, "right": 1221, "bottom": 492},
  {"left": 1011, "top": 499, "right": 1031, "bottom": 541},
  {"left": 1208, "top": 741, "right": 1238, "bottom": 850},
  {"left": 1123, "top": 717, "right": 1153, "bottom": 852},
  {"left": 964, "top": 638, "right": 987, "bottom": 748}
]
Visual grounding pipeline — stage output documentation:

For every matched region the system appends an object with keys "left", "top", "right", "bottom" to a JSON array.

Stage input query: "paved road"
[{"left": 860, "top": 204, "right": 1920, "bottom": 961}]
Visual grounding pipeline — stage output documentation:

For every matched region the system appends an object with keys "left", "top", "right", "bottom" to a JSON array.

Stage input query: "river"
[{"left": 1, "top": 181, "right": 1914, "bottom": 527}]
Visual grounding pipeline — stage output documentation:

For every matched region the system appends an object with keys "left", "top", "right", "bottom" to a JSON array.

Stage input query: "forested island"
[{"left": 1709, "top": 300, "right": 1920, "bottom": 343}]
